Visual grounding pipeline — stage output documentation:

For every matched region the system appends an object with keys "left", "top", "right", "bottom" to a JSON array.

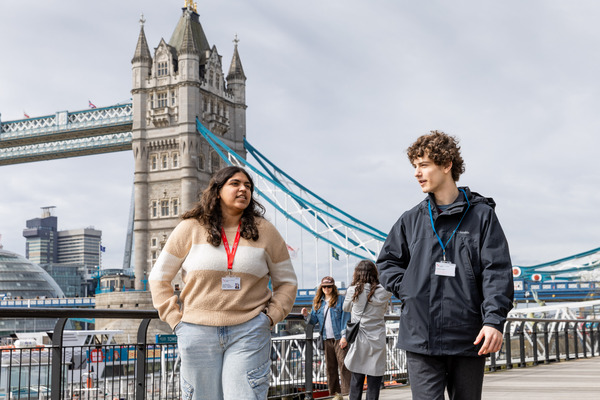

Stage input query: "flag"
[
  {"left": 88, "top": 100, "right": 97, "bottom": 109},
  {"left": 23, "top": 111, "right": 30, "bottom": 118},
  {"left": 100, "top": 245, "right": 106, "bottom": 252},
  {"left": 331, "top": 247, "right": 340, "bottom": 261}
]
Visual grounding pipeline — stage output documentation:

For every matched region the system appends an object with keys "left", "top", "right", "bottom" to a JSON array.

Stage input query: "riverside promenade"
[{"left": 376, "top": 357, "right": 600, "bottom": 399}]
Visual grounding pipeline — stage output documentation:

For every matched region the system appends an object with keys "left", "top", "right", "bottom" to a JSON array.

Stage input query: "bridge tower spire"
[{"left": 130, "top": 5, "right": 247, "bottom": 289}]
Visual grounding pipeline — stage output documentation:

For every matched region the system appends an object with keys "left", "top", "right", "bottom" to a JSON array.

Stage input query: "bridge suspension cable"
[{"left": 196, "top": 119, "right": 386, "bottom": 286}]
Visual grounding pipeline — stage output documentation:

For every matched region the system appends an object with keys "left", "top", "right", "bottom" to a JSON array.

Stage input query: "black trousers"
[
  {"left": 349, "top": 372, "right": 383, "bottom": 400},
  {"left": 405, "top": 351, "right": 486, "bottom": 400}
]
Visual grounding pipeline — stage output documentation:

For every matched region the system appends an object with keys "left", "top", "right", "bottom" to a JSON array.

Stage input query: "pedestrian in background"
[
  {"left": 343, "top": 260, "right": 392, "bottom": 400},
  {"left": 301, "top": 276, "right": 351, "bottom": 400}
]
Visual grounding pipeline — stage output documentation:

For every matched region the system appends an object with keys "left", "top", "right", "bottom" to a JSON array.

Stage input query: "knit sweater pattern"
[{"left": 149, "top": 217, "right": 298, "bottom": 329}]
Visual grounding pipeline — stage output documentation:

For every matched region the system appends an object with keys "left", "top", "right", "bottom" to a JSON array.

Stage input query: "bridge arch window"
[
  {"left": 157, "top": 61, "right": 169, "bottom": 77},
  {"left": 210, "top": 151, "right": 220, "bottom": 172},
  {"left": 161, "top": 200, "right": 169, "bottom": 217},
  {"left": 157, "top": 92, "right": 168, "bottom": 108},
  {"left": 171, "top": 92, "right": 176, "bottom": 106},
  {"left": 151, "top": 251, "right": 157, "bottom": 262},
  {"left": 151, "top": 201, "right": 158, "bottom": 218},
  {"left": 209, "top": 71, "right": 214, "bottom": 87},
  {"left": 198, "top": 153, "right": 205, "bottom": 170},
  {"left": 172, "top": 152, "right": 179, "bottom": 168},
  {"left": 161, "top": 154, "right": 168, "bottom": 169},
  {"left": 172, "top": 198, "right": 179, "bottom": 216},
  {"left": 150, "top": 154, "right": 158, "bottom": 170},
  {"left": 151, "top": 238, "right": 157, "bottom": 247}
]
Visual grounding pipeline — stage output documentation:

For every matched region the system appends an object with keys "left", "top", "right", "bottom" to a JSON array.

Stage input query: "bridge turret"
[{"left": 227, "top": 35, "right": 246, "bottom": 105}]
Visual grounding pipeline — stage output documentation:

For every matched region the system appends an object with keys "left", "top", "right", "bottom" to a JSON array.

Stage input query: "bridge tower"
[{"left": 130, "top": 3, "right": 247, "bottom": 289}]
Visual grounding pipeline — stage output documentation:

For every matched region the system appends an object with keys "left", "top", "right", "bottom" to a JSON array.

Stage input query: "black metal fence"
[{"left": 0, "top": 308, "right": 598, "bottom": 400}]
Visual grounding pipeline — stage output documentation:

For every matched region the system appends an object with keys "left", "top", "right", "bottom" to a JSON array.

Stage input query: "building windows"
[
  {"left": 157, "top": 92, "right": 168, "bottom": 108},
  {"left": 157, "top": 62, "right": 168, "bottom": 77},
  {"left": 151, "top": 201, "right": 158, "bottom": 218},
  {"left": 162, "top": 154, "right": 168, "bottom": 169},
  {"left": 171, "top": 92, "right": 176, "bottom": 106},
  {"left": 198, "top": 154, "right": 205, "bottom": 171},
  {"left": 151, "top": 251, "right": 157, "bottom": 263},
  {"left": 172, "top": 199, "right": 179, "bottom": 216},
  {"left": 211, "top": 151, "right": 220, "bottom": 172},
  {"left": 151, "top": 238, "right": 157, "bottom": 247},
  {"left": 150, "top": 154, "right": 158, "bottom": 170},
  {"left": 172, "top": 152, "right": 179, "bottom": 168},
  {"left": 161, "top": 200, "right": 169, "bottom": 217}
]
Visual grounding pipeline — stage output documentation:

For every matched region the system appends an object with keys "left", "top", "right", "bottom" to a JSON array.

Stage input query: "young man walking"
[{"left": 377, "top": 131, "right": 514, "bottom": 400}]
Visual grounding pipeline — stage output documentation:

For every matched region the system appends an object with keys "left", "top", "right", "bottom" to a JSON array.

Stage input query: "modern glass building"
[{"left": 0, "top": 249, "right": 67, "bottom": 335}]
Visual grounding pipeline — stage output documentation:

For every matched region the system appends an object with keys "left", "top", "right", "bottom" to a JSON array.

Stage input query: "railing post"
[
  {"left": 304, "top": 323, "right": 314, "bottom": 400},
  {"left": 504, "top": 321, "right": 512, "bottom": 369},
  {"left": 489, "top": 351, "right": 497, "bottom": 372},
  {"left": 590, "top": 323, "right": 595, "bottom": 357},
  {"left": 532, "top": 322, "right": 539, "bottom": 366},
  {"left": 50, "top": 317, "right": 68, "bottom": 400},
  {"left": 564, "top": 322, "right": 570, "bottom": 361},
  {"left": 518, "top": 321, "right": 526, "bottom": 368},
  {"left": 543, "top": 322, "right": 550, "bottom": 364},
  {"left": 554, "top": 322, "right": 560, "bottom": 362},
  {"left": 582, "top": 323, "right": 587, "bottom": 358},
  {"left": 136, "top": 318, "right": 152, "bottom": 400}
]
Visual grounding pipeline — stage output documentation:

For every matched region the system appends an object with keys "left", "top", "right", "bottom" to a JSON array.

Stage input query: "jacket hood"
[{"left": 423, "top": 186, "right": 496, "bottom": 212}]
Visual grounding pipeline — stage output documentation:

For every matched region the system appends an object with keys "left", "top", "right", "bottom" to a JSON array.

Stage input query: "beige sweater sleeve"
[
  {"left": 260, "top": 220, "right": 298, "bottom": 324},
  {"left": 148, "top": 219, "right": 194, "bottom": 329}
]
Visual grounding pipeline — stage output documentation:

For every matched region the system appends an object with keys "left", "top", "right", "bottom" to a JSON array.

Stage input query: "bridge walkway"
[{"left": 377, "top": 357, "right": 600, "bottom": 399}]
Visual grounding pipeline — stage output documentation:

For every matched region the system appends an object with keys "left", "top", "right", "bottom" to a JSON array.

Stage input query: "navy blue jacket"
[
  {"left": 377, "top": 187, "right": 514, "bottom": 356},
  {"left": 307, "top": 296, "right": 350, "bottom": 340}
]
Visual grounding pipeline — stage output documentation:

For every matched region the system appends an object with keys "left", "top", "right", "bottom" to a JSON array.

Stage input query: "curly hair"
[
  {"left": 406, "top": 130, "right": 465, "bottom": 182},
  {"left": 312, "top": 282, "right": 339, "bottom": 310},
  {"left": 181, "top": 166, "right": 265, "bottom": 246},
  {"left": 351, "top": 259, "right": 380, "bottom": 302}
]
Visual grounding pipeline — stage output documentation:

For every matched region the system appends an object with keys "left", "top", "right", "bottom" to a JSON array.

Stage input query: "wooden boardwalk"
[{"left": 376, "top": 357, "right": 600, "bottom": 399}]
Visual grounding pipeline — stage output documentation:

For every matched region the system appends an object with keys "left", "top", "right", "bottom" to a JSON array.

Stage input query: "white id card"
[
  {"left": 435, "top": 261, "right": 456, "bottom": 277},
  {"left": 222, "top": 276, "right": 241, "bottom": 290}
]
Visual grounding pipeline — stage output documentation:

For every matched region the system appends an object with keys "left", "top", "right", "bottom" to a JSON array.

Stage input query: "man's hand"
[
  {"left": 474, "top": 326, "right": 503, "bottom": 355},
  {"left": 339, "top": 337, "right": 348, "bottom": 349}
]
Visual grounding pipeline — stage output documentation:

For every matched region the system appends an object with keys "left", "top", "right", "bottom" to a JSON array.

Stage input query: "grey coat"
[{"left": 343, "top": 283, "right": 392, "bottom": 376}]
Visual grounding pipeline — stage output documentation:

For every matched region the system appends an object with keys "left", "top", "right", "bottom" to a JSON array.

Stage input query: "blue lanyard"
[{"left": 428, "top": 188, "right": 471, "bottom": 261}]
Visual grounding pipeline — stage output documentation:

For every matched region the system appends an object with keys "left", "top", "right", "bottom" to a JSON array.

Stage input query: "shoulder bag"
[{"left": 346, "top": 298, "right": 368, "bottom": 344}]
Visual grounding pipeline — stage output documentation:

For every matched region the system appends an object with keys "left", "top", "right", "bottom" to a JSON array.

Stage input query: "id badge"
[
  {"left": 222, "top": 276, "right": 241, "bottom": 290},
  {"left": 435, "top": 261, "right": 456, "bottom": 277}
]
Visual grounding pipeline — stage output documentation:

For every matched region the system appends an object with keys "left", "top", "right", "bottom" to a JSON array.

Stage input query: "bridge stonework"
[{"left": 130, "top": 5, "right": 247, "bottom": 289}]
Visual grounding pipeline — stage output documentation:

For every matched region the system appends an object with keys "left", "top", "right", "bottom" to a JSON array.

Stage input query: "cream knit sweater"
[{"left": 149, "top": 217, "right": 298, "bottom": 329}]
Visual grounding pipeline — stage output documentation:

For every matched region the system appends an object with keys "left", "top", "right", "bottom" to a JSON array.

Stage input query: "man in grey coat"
[{"left": 377, "top": 131, "right": 514, "bottom": 400}]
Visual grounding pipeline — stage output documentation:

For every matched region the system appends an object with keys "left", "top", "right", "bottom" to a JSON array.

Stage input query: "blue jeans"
[{"left": 175, "top": 313, "right": 272, "bottom": 400}]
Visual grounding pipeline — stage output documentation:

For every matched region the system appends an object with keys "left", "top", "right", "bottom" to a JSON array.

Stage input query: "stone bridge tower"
[{"left": 130, "top": 2, "right": 247, "bottom": 289}]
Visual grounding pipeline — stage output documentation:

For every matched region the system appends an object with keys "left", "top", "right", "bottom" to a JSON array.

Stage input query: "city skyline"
[{"left": 1, "top": 1, "right": 600, "bottom": 285}]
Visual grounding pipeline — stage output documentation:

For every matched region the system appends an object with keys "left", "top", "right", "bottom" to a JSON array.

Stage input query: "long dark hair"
[
  {"left": 182, "top": 166, "right": 265, "bottom": 246},
  {"left": 351, "top": 259, "right": 380, "bottom": 302},
  {"left": 312, "top": 282, "right": 339, "bottom": 310}
]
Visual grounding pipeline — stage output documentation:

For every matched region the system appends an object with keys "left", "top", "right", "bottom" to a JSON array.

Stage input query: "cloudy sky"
[{"left": 1, "top": 0, "right": 599, "bottom": 287}]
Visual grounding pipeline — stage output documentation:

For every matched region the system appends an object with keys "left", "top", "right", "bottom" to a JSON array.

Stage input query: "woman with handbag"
[
  {"left": 301, "top": 276, "right": 351, "bottom": 400},
  {"left": 343, "top": 260, "right": 392, "bottom": 400}
]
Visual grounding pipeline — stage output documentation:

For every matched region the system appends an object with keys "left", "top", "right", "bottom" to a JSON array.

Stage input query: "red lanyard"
[{"left": 221, "top": 222, "right": 241, "bottom": 270}]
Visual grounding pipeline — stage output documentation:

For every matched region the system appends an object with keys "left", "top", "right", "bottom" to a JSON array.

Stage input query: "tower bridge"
[{"left": 0, "top": 1, "right": 598, "bottom": 294}]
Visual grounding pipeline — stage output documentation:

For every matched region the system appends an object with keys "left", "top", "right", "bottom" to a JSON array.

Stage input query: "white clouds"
[{"left": 1, "top": 1, "right": 599, "bottom": 278}]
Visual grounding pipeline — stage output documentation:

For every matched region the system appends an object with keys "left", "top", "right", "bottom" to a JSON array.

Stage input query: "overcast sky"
[{"left": 1, "top": 1, "right": 599, "bottom": 287}]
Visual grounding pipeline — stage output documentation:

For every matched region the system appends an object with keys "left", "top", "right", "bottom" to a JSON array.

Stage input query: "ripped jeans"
[{"left": 175, "top": 313, "right": 271, "bottom": 400}]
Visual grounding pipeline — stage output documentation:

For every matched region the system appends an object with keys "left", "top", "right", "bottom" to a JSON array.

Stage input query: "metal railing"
[{"left": 0, "top": 308, "right": 598, "bottom": 399}]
